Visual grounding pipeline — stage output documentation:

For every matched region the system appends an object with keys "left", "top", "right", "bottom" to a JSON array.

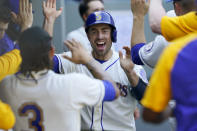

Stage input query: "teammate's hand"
[
  {"left": 131, "top": 0, "right": 150, "bottom": 17},
  {"left": 42, "top": 0, "right": 63, "bottom": 22},
  {"left": 62, "top": 39, "right": 93, "bottom": 65},
  {"left": 119, "top": 46, "right": 135, "bottom": 73},
  {"left": 11, "top": 0, "right": 33, "bottom": 32}
]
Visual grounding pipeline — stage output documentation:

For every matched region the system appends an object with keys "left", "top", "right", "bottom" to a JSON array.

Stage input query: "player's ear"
[
  {"left": 87, "top": 33, "right": 91, "bottom": 41},
  {"left": 49, "top": 46, "right": 55, "bottom": 59},
  {"left": 83, "top": 13, "right": 88, "bottom": 22}
]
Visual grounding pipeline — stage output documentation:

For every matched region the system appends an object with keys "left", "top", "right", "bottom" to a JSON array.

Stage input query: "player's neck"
[{"left": 92, "top": 50, "right": 113, "bottom": 61}]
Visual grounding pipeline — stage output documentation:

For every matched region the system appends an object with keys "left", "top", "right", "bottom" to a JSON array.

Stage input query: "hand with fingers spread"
[
  {"left": 11, "top": 0, "right": 33, "bottom": 32},
  {"left": 130, "top": 0, "right": 149, "bottom": 48},
  {"left": 43, "top": 0, "right": 62, "bottom": 36},
  {"left": 119, "top": 46, "right": 139, "bottom": 87},
  {"left": 62, "top": 39, "right": 93, "bottom": 65},
  {"left": 42, "top": 0, "right": 63, "bottom": 22},
  {"left": 131, "top": 0, "right": 150, "bottom": 18},
  {"left": 119, "top": 46, "right": 135, "bottom": 73}
]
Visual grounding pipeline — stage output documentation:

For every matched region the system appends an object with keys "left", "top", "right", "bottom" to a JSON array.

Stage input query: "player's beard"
[{"left": 92, "top": 44, "right": 112, "bottom": 60}]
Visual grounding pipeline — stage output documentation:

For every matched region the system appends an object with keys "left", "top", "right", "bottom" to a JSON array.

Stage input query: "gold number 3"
[{"left": 19, "top": 102, "right": 44, "bottom": 131}]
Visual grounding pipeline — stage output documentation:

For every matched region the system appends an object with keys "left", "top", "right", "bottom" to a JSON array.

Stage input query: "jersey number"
[{"left": 18, "top": 102, "right": 44, "bottom": 131}]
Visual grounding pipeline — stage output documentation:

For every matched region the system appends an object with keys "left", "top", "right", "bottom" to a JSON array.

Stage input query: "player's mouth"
[{"left": 96, "top": 41, "right": 106, "bottom": 51}]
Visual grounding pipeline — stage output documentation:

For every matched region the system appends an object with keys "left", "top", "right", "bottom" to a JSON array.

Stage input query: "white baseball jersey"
[
  {"left": 138, "top": 10, "right": 176, "bottom": 68},
  {"left": 56, "top": 50, "right": 148, "bottom": 131},
  {"left": 0, "top": 70, "right": 106, "bottom": 131},
  {"left": 66, "top": 26, "right": 115, "bottom": 51}
]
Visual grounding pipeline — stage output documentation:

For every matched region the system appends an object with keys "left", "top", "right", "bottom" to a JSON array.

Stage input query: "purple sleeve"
[
  {"left": 102, "top": 80, "right": 116, "bottom": 101},
  {"left": 8, "top": 0, "right": 34, "bottom": 14},
  {"left": 53, "top": 55, "right": 60, "bottom": 73},
  {"left": 14, "top": 43, "right": 20, "bottom": 49},
  {"left": 131, "top": 43, "right": 145, "bottom": 65},
  {"left": 0, "top": 34, "right": 15, "bottom": 55},
  {"left": 8, "top": 0, "right": 19, "bottom": 13}
]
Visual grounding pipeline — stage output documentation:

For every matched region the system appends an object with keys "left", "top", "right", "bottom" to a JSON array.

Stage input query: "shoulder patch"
[{"left": 144, "top": 42, "right": 154, "bottom": 53}]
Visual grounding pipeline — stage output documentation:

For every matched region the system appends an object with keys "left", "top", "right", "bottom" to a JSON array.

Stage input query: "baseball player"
[
  {"left": 0, "top": 26, "right": 120, "bottom": 131},
  {"left": 149, "top": 0, "right": 197, "bottom": 41},
  {"left": 0, "top": 0, "right": 33, "bottom": 130},
  {"left": 52, "top": 11, "right": 148, "bottom": 131},
  {"left": 65, "top": 0, "right": 105, "bottom": 51},
  {"left": 131, "top": 0, "right": 196, "bottom": 68},
  {"left": 130, "top": 0, "right": 196, "bottom": 130},
  {"left": 141, "top": 31, "right": 197, "bottom": 131}
]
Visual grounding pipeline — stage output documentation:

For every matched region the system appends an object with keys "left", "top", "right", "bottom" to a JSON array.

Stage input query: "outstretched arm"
[
  {"left": 149, "top": 0, "right": 166, "bottom": 34},
  {"left": 11, "top": 0, "right": 33, "bottom": 32},
  {"left": 131, "top": 0, "right": 149, "bottom": 48},
  {"left": 42, "top": 0, "right": 63, "bottom": 37},
  {"left": 62, "top": 39, "right": 120, "bottom": 98}
]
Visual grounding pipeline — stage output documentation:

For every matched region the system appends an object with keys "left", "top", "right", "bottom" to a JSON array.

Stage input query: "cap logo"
[{"left": 95, "top": 12, "right": 102, "bottom": 21}]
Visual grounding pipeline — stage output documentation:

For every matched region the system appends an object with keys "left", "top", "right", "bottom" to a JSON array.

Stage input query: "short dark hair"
[
  {"left": 78, "top": 0, "right": 103, "bottom": 20},
  {"left": 18, "top": 27, "right": 53, "bottom": 75},
  {"left": 0, "top": 6, "right": 11, "bottom": 23},
  {"left": 175, "top": 0, "right": 197, "bottom": 13}
]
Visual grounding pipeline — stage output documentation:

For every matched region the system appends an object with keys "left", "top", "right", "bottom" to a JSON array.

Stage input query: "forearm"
[
  {"left": 131, "top": 78, "right": 147, "bottom": 101},
  {"left": 85, "top": 59, "right": 119, "bottom": 98},
  {"left": 43, "top": 18, "right": 55, "bottom": 37},
  {"left": 131, "top": 16, "right": 146, "bottom": 48},
  {"left": 124, "top": 67, "right": 148, "bottom": 101},
  {"left": 149, "top": 0, "right": 166, "bottom": 34},
  {"left": 124, "top": 69, "right": 139, "bottom": 87},
  {"left": 86, "top": 59, "right": 114, "bottom": 83}
]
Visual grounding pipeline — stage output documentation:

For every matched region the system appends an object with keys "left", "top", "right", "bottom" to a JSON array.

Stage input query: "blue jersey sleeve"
[
  {"left": 102, "top": 80, "right": 116, "bottom": 101},
  {"left": 131, "top": 43, "right": 145, "bottom": 65}
]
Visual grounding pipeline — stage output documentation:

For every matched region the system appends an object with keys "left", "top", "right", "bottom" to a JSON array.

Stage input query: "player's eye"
[{"left": 90, "top": 30, "right": 97, "bottom": 35}]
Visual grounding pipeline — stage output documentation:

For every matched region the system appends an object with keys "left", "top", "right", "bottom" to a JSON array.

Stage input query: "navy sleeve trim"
[
  {"left": 102, "top": 80, "right": 116, "bottom": 101},
  {"left": 131, "top": 43, "right": 145, "bottom": 65},
  {"left": 53, "top": 55, "right": 60, "bottom": 73},
  {"left": 130, "top": 78, "right": 147, "bottom": 101},
  {"left": 56, "top": 55, "right": 64, "bottom": 74}
]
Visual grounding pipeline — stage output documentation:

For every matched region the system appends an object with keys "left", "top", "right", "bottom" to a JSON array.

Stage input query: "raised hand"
[
  {"left": 131, "top": 0, "right": 150, "bottom": 17},
  {"left": 119, "top": 46, "right": 139, "bottom": 87},
  {"left": 11, "top": 0, "right": 33, "bottom": 32},
  {"left": 42, "top": 0, "right": 63, "bottom": 21},
  {"left": 119, "top": 46, "right": 135, "bottom": 72},
  {"left": 62, "top": 39, "right": 93, "bottom": 65}
]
